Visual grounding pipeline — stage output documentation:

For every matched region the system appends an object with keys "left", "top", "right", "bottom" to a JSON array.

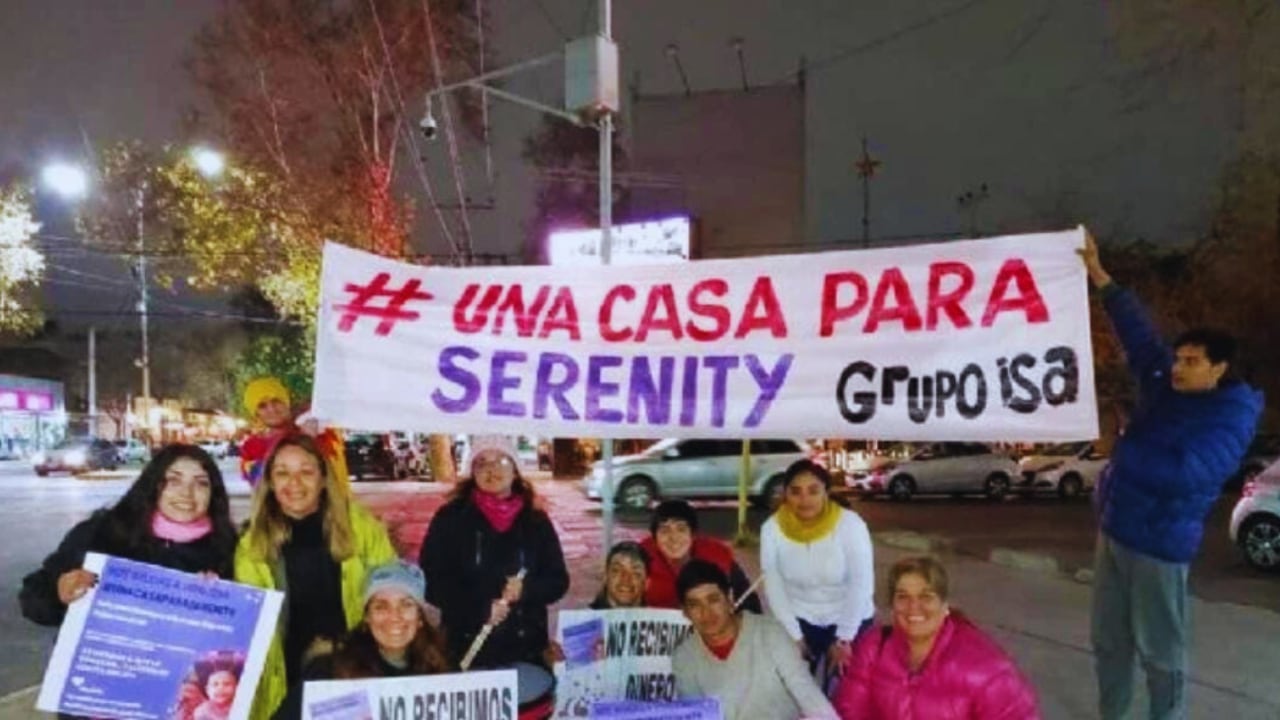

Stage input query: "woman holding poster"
[
  {"left": 272, "top": 561, "right": 451, "bottom": 720},
  {"left": 761, "top": 460, "right": 875, "bottom": 685},
  {"left": 236, "top": 434, "right": 397, "bottom": 719},
  {"left": 419, "top": 435, "right": 569, "bottom": 671},
  {"left": 20, "top": 444, "right": 238, "bottom": 627}
]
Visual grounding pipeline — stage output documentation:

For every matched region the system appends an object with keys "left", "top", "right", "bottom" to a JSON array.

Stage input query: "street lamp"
[
  {"left": 190, "top": 147, "right": 226, "bottom": 179},
  {"left": 41, "top": 162, "right": 89, "bottom": 200},
  {"left": 40, "top": 146, "right": 226, "bottom": 443}
]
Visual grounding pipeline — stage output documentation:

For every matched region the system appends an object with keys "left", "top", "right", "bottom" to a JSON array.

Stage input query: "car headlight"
[{"left": 65, "top": 450, "right": 87, "bottom": 466}]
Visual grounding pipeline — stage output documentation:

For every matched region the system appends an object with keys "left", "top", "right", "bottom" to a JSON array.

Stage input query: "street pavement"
[{"left": 2, "top": 464, "right": 1278, "bottom": 718}]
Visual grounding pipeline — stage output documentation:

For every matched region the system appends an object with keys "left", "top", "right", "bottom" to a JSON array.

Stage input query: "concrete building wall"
[{"left": 628, "top": 83, "right": 804, "bottom": 259}]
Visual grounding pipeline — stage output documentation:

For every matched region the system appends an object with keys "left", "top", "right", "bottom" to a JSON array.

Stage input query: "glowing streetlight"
[
  {"left": 41, "top": 162, "right": 89, "bottom": 200},
  {"left": 190, "top": 146, "right": 226, "bottom": 179}
]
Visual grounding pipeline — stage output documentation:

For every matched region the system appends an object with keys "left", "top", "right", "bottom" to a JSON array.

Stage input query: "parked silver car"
[
  {"left": 1016, "top": 442, "right": 1108, "bottom": 499},
  {"left": 847, "top": 442, "right": 1019, "bottom": 501},
  {"left": 1230, "top": 458, "right": 1280, "bottom": 571},
  {"left": 582, "top": 438, "right": 812, "bottom": 509}
]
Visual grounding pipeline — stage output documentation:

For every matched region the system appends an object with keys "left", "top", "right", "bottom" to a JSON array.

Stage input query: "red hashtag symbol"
[{"left": 333, "top": 272, "right": 434, "bottom": 336}]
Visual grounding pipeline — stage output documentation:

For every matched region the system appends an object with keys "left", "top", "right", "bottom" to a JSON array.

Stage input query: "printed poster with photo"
[
  {"left": 37, "top": 553, "right": 282, "bottom": 720},
  {"left": 553, "top": 608, "right": 693, "bottom": 718}
]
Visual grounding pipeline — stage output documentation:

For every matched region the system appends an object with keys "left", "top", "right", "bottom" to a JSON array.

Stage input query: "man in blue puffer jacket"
[{"left": 1081, "top": 231, "right": 1263, "bottom": 720}]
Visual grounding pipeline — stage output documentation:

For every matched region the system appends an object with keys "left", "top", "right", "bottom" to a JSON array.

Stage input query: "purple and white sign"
[
  {"left": 302, "top": 670, "right": 517, "bottom": 720},
  {"left": 589, "top": 698, "right": 722, "bottom": 720},
  {"left": 37, "top": 553, "right": 282, "bottom": 720},
  {"left": 554, "top": 608, "right": 692, "bottom": 719}
]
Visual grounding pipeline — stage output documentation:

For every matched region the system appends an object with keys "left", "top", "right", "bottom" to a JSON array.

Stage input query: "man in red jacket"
[{"left": 641, "top": 500, "right": 761, "bottom": 613}]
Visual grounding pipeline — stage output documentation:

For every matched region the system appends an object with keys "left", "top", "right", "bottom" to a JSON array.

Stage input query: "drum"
[{"left": 512, "top": 661, "right": 555, "bottom": 720}]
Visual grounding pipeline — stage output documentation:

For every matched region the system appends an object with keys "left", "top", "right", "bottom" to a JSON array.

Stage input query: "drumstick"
[
  {"left": 461, "top": 568, "right": 527, "bottom": 671},
  {"left": 734, "top": 574, "right": 765, "bottom": 611}
]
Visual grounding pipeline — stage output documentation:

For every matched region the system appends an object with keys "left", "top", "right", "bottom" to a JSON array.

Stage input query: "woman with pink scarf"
[
  {"left": 20, "top": 445, "right": 237, "bottom": 626},
  {"left": 418, "top": 436, "right": 569, "bottom": 670}
]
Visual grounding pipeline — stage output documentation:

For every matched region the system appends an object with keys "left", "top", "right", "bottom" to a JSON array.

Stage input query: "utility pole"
[
  {"left": 87, "top": 326, "right": 96, "bottom": 435},
  {"left": 854, "top": 137, "right": 881, "bottom": 247},
  {"left": 136, "top": 183, "right": 151, "bottom": 443},
  {"left": 599, "top": 0, "right": 617, "bottom": 550}
]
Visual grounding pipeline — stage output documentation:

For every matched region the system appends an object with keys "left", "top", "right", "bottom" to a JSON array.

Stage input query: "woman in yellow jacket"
[{"left": 235, "top": 434, "right": 396, "bottom": 719}]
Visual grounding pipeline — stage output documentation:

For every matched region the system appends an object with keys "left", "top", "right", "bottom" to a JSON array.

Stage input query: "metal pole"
[
  {"left": 137, "top": 184, "right": 150, "bottom": 443},
  {"left": 736, "top": 439, "right": 751, "bottom": 543},
  {"left": 599, "top": 0, "right": 616, "bottom": 550},
  {"left": 87, "top": 326, "right": 96, "bottom": 435},
  {"left": 861, "top": 137, "right": 871, "bottom": 247},
  {"left": 425, "top": 52, "right": 562, "bottom": 99}
]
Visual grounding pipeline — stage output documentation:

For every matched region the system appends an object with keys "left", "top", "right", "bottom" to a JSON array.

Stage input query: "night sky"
[{"left": 0, "top": 0, "right": 1240, "bottom": 322}]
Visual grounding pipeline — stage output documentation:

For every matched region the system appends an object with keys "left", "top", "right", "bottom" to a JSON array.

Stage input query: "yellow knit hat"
[{"left": 243, "top": 377, "right": 291, "bottom": 416}]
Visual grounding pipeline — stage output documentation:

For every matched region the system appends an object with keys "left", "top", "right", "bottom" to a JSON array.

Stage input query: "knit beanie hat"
[
  {"left": 363, "top": 560, "right": 428, "bottom": 608},
  {"left": 464, "top": 434, "right": 521, "bottom": 477},
  {"left": 243, "top": 377, "right": 291, "bottom": 416}
]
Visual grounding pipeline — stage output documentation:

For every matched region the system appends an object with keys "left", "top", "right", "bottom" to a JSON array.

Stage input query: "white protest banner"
[
  {"left": 314, "top": 229, "right": 1097, "bottom": 441},
  {"left": 37, "top": 553, "right": 281, "bottom": 720},
  {"left": 301, "top": 669, "right": 517, "bottom": 720},
  {"left": 552, "top": 608, "right": 693, "bottom": 718}
]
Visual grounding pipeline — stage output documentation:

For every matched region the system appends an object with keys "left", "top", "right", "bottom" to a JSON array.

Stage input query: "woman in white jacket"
[{"left": 761, "top": 459, "right": 875, "bottom": 686}]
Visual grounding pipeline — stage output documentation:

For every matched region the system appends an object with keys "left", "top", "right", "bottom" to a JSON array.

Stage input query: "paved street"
[
  {"left": 675, "top": 491, "right": 1280, "bottom": 612},
  {"left": 2, "top": 461, "right": 1278, "bottom": 718}
]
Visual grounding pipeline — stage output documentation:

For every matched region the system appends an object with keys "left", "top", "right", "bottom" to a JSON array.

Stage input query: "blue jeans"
[
  {"left": 1091, "top": 533, "right": 1189, "bottom": 720},
  {"left": 800, "top": 616, "right": 873, "bottom": 691}
]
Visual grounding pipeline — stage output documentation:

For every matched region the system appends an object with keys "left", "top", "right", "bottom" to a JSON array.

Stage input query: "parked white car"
[
  {"left": 847, "top": 442, "right": 1020, "bottom": 501},
  {"left": 197, "top": 439, "right": 228, "bottom": 459},
  {"left": 112, "top": 439, "right": 150, "bottom": 464},
  {"left": 1230, "top": 458, "right": 1280, "bottom": 571},
  {"left": 1016, "top": 442, "right": 1108, "bottom": 499}
]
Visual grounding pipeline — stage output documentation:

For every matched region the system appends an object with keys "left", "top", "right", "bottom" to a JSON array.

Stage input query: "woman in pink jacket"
[{"left": 832, "top": 556, "right": 1040, "bottom": 720}]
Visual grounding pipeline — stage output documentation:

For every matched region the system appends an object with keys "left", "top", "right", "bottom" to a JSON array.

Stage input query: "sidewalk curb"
[
  {"left": 75, "top": 470, "right": 135, "bottom": 481},
  {"left": 989, "top": 547, "right": 1060, "bottom": 575},
  {"left": 874, "top": 530, "right": 942, "bottom": 553},
  {"left": 0, "top": 684, "right": 40, "bottom": 715}
]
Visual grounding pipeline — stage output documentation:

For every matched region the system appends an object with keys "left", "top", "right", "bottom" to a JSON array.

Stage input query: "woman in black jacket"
[
  {"left": 20, "top": 444, "right": 238, "bottom": 627},
  {"left": 419, "top": 436, "right": 569, "bottom": 671}
]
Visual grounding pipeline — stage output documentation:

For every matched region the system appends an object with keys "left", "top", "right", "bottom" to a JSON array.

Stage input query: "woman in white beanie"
[
  {"left": 419, "top": 435, "right": 569, "bottom": 671},
  {"left": 272, "top": 560, "right": 451, "bottom": 719}
]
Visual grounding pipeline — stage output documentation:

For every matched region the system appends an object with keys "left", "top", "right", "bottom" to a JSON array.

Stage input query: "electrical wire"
[
  {"left": 364, "top": 0, "right": 465, "bottom": 261},
  {"left": 478, "top": 0, "right": 496, "bottom": 191},
  {"left": 420, "top": 0, "right": 478, "bottom": 259},
  {"left": 771, "top": 0, "right": 995, "bottom": 83}
]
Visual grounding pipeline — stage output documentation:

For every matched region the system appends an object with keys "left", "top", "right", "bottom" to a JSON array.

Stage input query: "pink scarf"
[
  {"left": 151, "top": 511, "right": 214, "bottom": 543},
  {"left": 472, "top": 490, "right": 525, "bottom": 533}
]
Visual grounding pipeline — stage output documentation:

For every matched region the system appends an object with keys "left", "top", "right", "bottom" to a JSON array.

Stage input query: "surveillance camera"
[{"left": 420, "top": 113, "right": 438, "bottom": 140}]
